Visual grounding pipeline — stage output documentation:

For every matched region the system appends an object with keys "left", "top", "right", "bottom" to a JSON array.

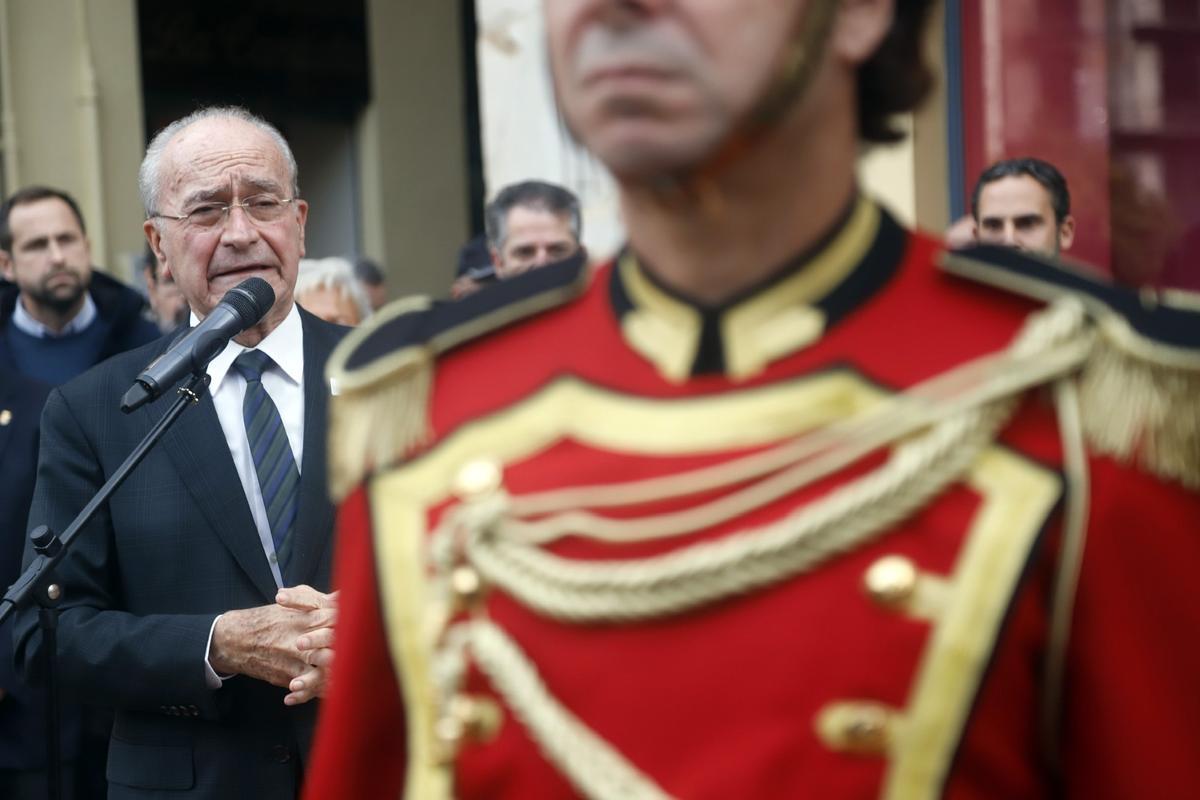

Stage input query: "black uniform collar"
[{"left": 610, "top": 196, "right": 906, "bottom": 382}]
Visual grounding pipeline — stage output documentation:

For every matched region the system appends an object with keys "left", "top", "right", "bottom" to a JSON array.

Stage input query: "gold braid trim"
[
  {"left": 467, "top": 620, "right": 675, "bottom": 800},
  {"left": 467, "top": 400, "right": 1015, "bottom": 623},
  {"left": 327, "top": 265, "right": 592, "bottom": 501},
  {"left": 1080, "top": 313, "right": 1200, "bottom": 491},
  {"left": 327, "top": 296, "right": 436, "bottom": 501},
  {"left": 941, "top": 249, "right": 1200, "bottom": 490},
  {"left": 411, "top": 301, "right": 1088, "bottom": 799},
  {"left": 445, "top": 300, "right": 1088, "bottom": 624}
]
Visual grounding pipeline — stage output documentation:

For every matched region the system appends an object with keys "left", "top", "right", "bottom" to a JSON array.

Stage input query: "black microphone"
[{"left": 121, "top": 277, "right": 275, "bottom": 413}]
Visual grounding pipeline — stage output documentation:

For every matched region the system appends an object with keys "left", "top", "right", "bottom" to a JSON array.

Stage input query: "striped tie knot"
[{"left": 233, "top": 349, "right": 274, "bottom": 383}]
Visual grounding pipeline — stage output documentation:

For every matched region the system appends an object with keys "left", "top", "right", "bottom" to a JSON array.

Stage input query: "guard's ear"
[{"left": 830, "top": 0, "right": 895, "bottom": 66}]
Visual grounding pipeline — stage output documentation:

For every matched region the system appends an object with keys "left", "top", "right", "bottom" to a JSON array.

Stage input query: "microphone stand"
[{"left": 0, "top": 371, "right": 211, "bottom": 800}]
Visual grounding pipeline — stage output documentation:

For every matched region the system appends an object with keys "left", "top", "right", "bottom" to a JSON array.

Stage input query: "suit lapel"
[
  {"left": 286, "top": 311, "right": 338, "bottom": 588},
  {"left": 150, "top": 341, "right": 279, "bottom": 601}
]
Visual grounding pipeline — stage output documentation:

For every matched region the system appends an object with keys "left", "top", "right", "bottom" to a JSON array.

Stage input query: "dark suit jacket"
[
  {"left": 13, "top": 309, "right": 347, "bottom": 799},
  {"left": 0, "top": 368, "right": 78, "bottom": 770}
]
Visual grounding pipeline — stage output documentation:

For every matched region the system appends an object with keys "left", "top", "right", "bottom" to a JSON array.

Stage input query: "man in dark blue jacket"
[
  {"left": 0, "top": 366, "right": 78, "bottom": 799},
  {"left": 0, "top": 186, "right": 161, "bottom": 386}
]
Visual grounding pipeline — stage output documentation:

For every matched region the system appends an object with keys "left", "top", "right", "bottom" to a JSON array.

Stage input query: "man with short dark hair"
[
  {"left": 948, "top": 157, "right": 1075, "bottom": 257},
  {"left": 484, "top": 180, "right": 582, "bottom": 279},
  {"left": 0, "top": 186, "right": 160, "bottom": 385}
]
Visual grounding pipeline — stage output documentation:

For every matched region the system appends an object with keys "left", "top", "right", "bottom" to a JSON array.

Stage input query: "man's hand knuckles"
[{"left": 304, "top": 608, "right": 335, "bottom": 628}]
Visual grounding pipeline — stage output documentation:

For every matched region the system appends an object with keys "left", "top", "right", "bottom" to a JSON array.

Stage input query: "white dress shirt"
[
  {"left": 204, "top": 302, "right": 306, "bottom": 587},
  {"left": 201, "top": 302, "right": 305, "bottom": 685}
]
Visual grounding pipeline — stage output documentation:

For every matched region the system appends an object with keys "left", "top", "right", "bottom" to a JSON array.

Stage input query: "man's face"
[
  {"left": 492, "top": 206, "right": 579, "bottom": 279},
  {"left": 296, "top": 285, "right": 363, "bottom": 327},
  {"left": 143, "top": 264, "right": 189, "bottom": 332},
  {"left": 362, "top": 280, "right": 387, "bottom": 311},
  {"left": 1, "top": 197, "right": 93, "bottom": 318},
  {"left": 544, "top": 0, "right": 807, "bottom": 179},
  {"left": 975, "top": 175, "right": 1074, "bottom": 257},
  {"left": 144, "top": 117, "right": 308, "bottom": 333}
]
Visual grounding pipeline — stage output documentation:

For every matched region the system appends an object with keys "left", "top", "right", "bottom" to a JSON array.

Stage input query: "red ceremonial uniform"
[{"left": 304, "top": 199, "right": 1200, "bottom": 800}]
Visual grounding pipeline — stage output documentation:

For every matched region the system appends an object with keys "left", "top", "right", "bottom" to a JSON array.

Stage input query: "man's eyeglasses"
[{"left": 151, "top": 196, "right": 297, "bottom": 229}]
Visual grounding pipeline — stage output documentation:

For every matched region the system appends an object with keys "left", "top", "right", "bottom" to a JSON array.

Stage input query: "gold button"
[
  {"left": 450, "top": 694, "right": 503, "bottom": 742},
  {"left": 450, "top": 565, "right": 485, "bottom": 610},
  {"left": 454, "top": 459, "right": 503, "bottom": 499},
  {"left": 433, "top": 694, "right": 503, "bottom": 763},
  {"left": 433, "top": 714, "right": 465, "bottom": 765},
  {"left": 0, "top": 409, "right": 11, "bottom": 426},
  {"left": 815, "top": 701, "right": 896, "bottom": 756},
  {"left": 864, "top": 555, "right": 918, "bottom": 609}
]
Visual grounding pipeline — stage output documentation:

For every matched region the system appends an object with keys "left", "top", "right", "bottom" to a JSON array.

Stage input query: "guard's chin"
[
  {"left": 595, "top": 132, "right": 725, "bottom": 184},
  {"left": 559, "top": 90, "right": 730, "bottom": 182}
]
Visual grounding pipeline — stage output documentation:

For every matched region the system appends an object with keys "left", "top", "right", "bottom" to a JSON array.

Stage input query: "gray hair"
[
  {"left": 484, "top": 180, "right": 582, "bottom": 251},
  {"left": 295, "top": 257, "right": 373, "bottom": 321},
  {"left": 138, "top": 106, "right": 300, "bottom": 216}
]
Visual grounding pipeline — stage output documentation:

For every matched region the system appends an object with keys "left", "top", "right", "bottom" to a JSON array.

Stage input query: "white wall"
[{"left": 475, "top": 0, "right": 624, "bottom": 261}]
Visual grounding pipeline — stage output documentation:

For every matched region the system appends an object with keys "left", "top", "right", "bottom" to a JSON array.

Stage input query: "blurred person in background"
[
  {"left": 1, "top": 185, "right": 160, "bottom": 798},
  {"left": 450, "top": 234, "right": 495, "bottom": 299},
  {"left": 485, "top": 180, "right": 583, "bottom": 279},
  {"left": 0, "top": 186, "right": 160, "bottom": 386},
  {"left": 141, "top": 245, "right": 189, "bottom": 333},
  {"left": 295, "top": 257, "right": 372, "bottom": 327},
  {"left": 0, "top": 365, "right": 77, "bottom": 800},
  {"left": 353, "top": 257, "right": 388, "bottom": 312},
  {"left": 946, "top": 158, "right": 1075, "bottom": 258}
]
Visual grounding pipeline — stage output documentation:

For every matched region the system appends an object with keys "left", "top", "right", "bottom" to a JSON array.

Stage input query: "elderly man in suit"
[{"left": 14, "top": 106, "right": 345, "bottom": 799}]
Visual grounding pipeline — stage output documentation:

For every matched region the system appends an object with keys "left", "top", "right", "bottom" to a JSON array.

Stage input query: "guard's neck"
[{"left": 618, "top": 94, "right": 859, "bottom": 308}]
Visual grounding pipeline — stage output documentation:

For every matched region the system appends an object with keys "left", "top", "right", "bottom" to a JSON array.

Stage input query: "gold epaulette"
[
  {"left": 942, "top": 245, "right": 1200, "bottom": 490},
  {"left": 325, "top": 253, "right": 592, "bottom": 501}
]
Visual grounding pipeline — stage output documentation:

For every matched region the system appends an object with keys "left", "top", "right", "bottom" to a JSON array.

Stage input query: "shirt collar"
[
  {"left": 204, "top": 301, "right": 304, "bottom": 393},
  {"left": 11, "top": 292, "right": 97, "bottom": 338}
]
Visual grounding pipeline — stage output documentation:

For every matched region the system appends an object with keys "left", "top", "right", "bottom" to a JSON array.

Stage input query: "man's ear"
[
  {"left": 830, "top": 0, "right": 895, "bottom": 66},
  {"left": 143, "top": 220, "right": 172, "bottom": 282},
  {"left": 1058, "top": 215, "right": 1076, "bottom": 252},
  {"left": 295, "top": 199, "right": 309, "bottom": 258},
  {"left": 0, "top": 249, "right": 13, "bottom": 282}
]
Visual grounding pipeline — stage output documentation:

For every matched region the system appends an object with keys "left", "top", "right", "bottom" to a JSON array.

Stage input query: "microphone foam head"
[{"left": 225, "top": 277, "right": 276, "bottom": 327}]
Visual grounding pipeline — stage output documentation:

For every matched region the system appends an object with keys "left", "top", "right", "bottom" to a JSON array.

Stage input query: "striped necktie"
[{"left": 232, "top": 349, "right": 299, "bottom": 583}]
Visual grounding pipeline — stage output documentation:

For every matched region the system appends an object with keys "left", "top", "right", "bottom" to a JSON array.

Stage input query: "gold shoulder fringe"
[
  {"left": 327, "top": 296, "right": 435, "bottom": 502},
  {"left": 1079, "top": 313, "right": 1200, "bottom": 491},
  {"left": 324, "top": 263, "right": 594, "bottom": 502}
]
